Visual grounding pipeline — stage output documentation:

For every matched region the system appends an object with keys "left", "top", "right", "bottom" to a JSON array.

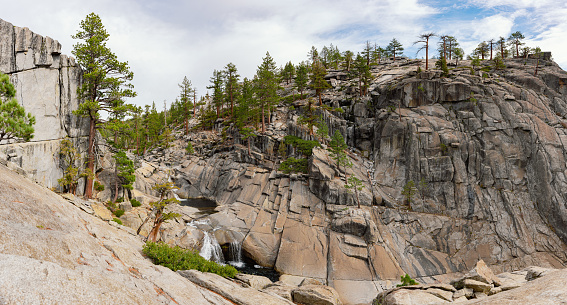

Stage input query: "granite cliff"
[
  {"left": 131, "top": 56, "right": 567, "bottom": 304},
  {"left": 2, "top": 17, "right": 567, "bottom": 305},
  {"left": 0, "top": 18, "right": 88, "bottom": 190}
]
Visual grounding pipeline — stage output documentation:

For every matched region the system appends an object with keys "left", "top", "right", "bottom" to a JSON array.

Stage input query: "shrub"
[
  {"left": 279, "top": 157, "right": 308, "bottom": 174},
  {"left": 116, "top": 197, "right": 124, "bottom": 203},
  {"left": 130, "top": 198, "right": 141, "bottom": 207},
  {"left": 283, "top": 135, "right": 320, "bottom": 156},
  {"left": 435, "top": 57, "right": 449, "bottom": 77},
  {"left": 112, "top": 218, "right": 123, "bottom": 225},
  {"left": 113, "top": 209, "right": 125, "bottom": 217},
  {"left": 143, "top": 242, "right": 238, "bottom": 278},
  {"left": 94, "top": 181, "right": 105, "bottom": 191},
  {"left": 480, "top": 66, "right": 491, "bottom": 72},
  {"left": 397, "top": 274, "right": 418, "bottom": 287},
  {"left": 186, "top": 142, "right": 194, "bottom": 154}
]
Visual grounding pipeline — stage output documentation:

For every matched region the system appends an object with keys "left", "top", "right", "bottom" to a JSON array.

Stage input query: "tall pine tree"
[{"left": 72, "top": 13, "right": 136, "bottom": 198}]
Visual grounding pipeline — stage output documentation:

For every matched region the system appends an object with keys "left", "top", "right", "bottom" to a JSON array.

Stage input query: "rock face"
[
  {"left": 0, "top": 18, "right": 88, "bottom": 191},
  {"left": 143, "top": 57, "right": 567, "bottom": 305},
  {"left": 0, "top": 162, "right": 243, "bottom": 305}
]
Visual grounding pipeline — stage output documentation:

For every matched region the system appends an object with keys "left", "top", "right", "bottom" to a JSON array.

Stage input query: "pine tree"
[
  {"left": 207, "top": 70, "right": 224, "bottom": 119},
  {"left": 223, "top": 63, "right": 239, "bottom": 118},
  {"left": 310, "top": 58, "right": 330, "bottom": 105},
  {"left": 0, "top": 72, "right": 35, "bottom": 143},
  {"left": 295, "top": 63, "right": 309, "bottom": 95},
  {"left": 342, "top": 50, "right": 354, "bottom": 71},
  {"left": 112, "top": 150, "right": 135, "bottom": 203},
  {"left": 58, "top": 137, "right": 81, "bottom": 194},
  {"left": 352, "top": 54, "right": 372, "bottom": 96},
  {"left": 72, "top": 13, "right": 136, "bottom": 198},
  {"left": 362, "top": 41, "right": 372, "bottom": 66},
  {"left": 140, "top": 181, "right": 181, "bottom": 242},
  {"left": 282, "top": 61, "right": 295, "bottom": 84},
  {"left": 414, "top": 33, "right": 436, "bottom": 70},
  {"left": 474, "top": 42, "right": 489, "bottom": 60},
  {"left": 386, "top": 38, "right": 404, "bottom": 61},
  {"left": 328, "top": 130, "right": 351, "bottom": 180},
  {"left": 178, "top": 76, "right": 193, "bottom": 135},
  {"left": 508, "top": 31, "right": 525, "bottom": 58},
  {"left": 254, "top": 52, "right": 279, "bottom": 133}
]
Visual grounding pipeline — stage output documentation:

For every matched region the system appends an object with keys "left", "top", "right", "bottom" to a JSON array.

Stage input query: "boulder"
[
  {"left": 235, "top": 274, "right": 273, "bottom": 290},
  {"left": 292, "top": 284, "right": 342, "bottom": 305},
  {"left": 178, "top": 270, "right": 294, "bottom": 305}
]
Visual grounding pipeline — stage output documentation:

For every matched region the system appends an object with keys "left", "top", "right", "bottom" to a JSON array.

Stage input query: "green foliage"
[
  {"left": 328, "top": 131, "right": 351, "bottom": 178},
  {"left": 435, "top": 57, "right": 449, "bottom": 77},
  {"left": 295, "top": 63, "right": 309, "bottom": 95},
  {"left": 58, "top": 137, "right": 81, "bottom": 194},
  {"left": 417, "top": 178, "right": 429, "bottom": 200},
  {"left": 94, "top": 181, "right": 105, "bottom": 192},
  {"left": 112, "top": 218, "right": 123, "bottom": 225},
  {"left": 480, "top": 66, "right": 491, "bottom": 72},
  {"left": 279, "top": 157, "right": 308, "bottom": 174},
  {"left": 397, "top": 274, "right": 418, "bottom": 287},
  {"left": 298, "top": 98, "right": 318, "bottom": 134},
  {"left": 416, "top": 66, "right": 422, "bottom": 74},
  {"left": 143, "top": 242, "right": 238, "bottom": 278},
  {"left": 492, "top": 55, "right": 506, "bottom": 70},
  {"left": 114, "top": 150, "right": 136, "bottom": 191},
  {"left": 0, "top": 72, "right": 35, "bottom": 143},
  {"left": 277, "top": 140, "right": 287, "bottom": 158},
  {"left": 72, "top": 13, "right": 136, "bottom": 198},
  {"left": 440, "top": 143, "right": 448, "bottom": 154},
  {"left": 146, "top": 181, "right": 181, "bottom": 242},
  {"left": 417, "top": 84, "right": 425, "bottom": 93},
  {"left": 401, "top": 180, "right": 417, "bottom": 205},
  {"left": 471, "top": 57, "right": 481, "bottom": 67},
  {"left": 386, "top": 38, "right": 404, "bottom": 60},
  {"left": 345, "top": 175, "right": 365, "bottom": 208},
  {"left": 284, "top": 135, "right": 320, "bottom": 156},
  {"left": 186, "top": 141, "right": 194, "bottom": 154},
  {"left": 113, "top": 209, "right": 125, "bottom": 217},
  {"left": 310, "top": 59, "right": 331, "bottom": 104},
  {"left": 255, "top": 52, "right": 280, "bottom": 133},
  {"left": 469, "top": 67, "right": 475, "bottom": 75},
  {"left": 130, "top": 198, "right": 141, "bottom": 207},
  {"left": 281, "top": 94, "right": 307, "bottom": 104},
  {"left": 352, "top": 53, "right": 373, "bottom": 96},
  {"left": 315, "top": 116, "right": 330, "bottom": 144},
  {"left": 387, "top": 105, "right": 396, "bottom": 113}
]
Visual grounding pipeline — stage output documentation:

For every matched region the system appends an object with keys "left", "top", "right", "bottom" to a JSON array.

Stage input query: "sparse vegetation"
[
  {"left": 397, "top": 274, "right": 418, "bottom": 287},
  {"left": 143, "top": 242, "right": 238, "bottom": 278},
  {"left": 279, "top": 157, "right": 308, "bottom": 174}
]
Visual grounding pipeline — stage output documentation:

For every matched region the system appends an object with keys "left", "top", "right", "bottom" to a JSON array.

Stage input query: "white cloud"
[{"left": 1, "top": 0, "right": 567, "bottom": 109}]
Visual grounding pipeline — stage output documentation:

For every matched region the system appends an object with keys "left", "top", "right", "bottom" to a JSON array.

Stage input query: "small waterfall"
[
  {"left": 200, "top": 231, "right": 224, "bottom": 264},
  {"left": 228, "top": 241, "right": 244, "bottom": 268}
]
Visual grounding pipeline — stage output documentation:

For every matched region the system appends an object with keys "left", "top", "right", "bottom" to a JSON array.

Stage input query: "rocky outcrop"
[
  {"left": 0, "top": 18, "right": 88, "bottom": 191},
  {"left": 135, "top": 57, "right": 567, "bottom": 305},
  {"left": 0, "top": 162, "right": 243, "bottom": 304}
]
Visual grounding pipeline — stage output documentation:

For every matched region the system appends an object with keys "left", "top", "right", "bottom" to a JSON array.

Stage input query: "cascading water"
[
  {"left": 227, "top": 241, "right": 244, "bottom": 268},
  {"left": 199, "top": 231, "right": 224, "bottom": 264}
]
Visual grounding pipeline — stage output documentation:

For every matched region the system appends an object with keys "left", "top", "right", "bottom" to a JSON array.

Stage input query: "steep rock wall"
[
  {"left": 145, "top": 58, "right": 567, "bottom": 305},
  {"left": 0, "top": 18, "right": 88, "bottom": 190}
]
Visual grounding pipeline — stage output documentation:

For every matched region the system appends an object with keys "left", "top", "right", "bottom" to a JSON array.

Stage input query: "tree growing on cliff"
[
  {"left": 72, "top": 13, "right": 136, "bottom": 199},
  {"left": 140, "top": 181, "right": 180, "bottom": 242},
  {"left": 254, "top": 52, "right": 280, "bottom": 133},
  {"left": 112, "top": 150, "right": 135, "bottom": 203},
  {"left": 414, "top": 33, "right": 436, "bottom": 70},
  {"left": 386, "top": 38, "right": 404, "bottom": 61},
  {"left": 310, "top": 58, "right": 331, "bottom": 105},
  {"left": 0, "top": 72, "right": 35, "bottom": 143},
  {"left": 508, "top": 31, "right": 525, "bottom": 58},
  {"left": 345, "top": 175, "right": 365, "bottom": 208},
  {"left": 328, "top": 130, "right": 351, "bottom": 180},
  {"left": 295, "top": 63, "right": 309, "bottom": 95},
  {"left": 178, "top": 76, "right": 193, "bottom": 135}
]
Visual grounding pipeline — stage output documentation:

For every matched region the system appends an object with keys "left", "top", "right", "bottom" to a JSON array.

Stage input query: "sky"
[{"left": 2, "top": 0, "right": 567, "bottom": 109}]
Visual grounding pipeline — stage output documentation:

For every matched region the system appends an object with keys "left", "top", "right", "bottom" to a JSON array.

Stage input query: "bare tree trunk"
[{"left": 85, "top": 117, "right": 96, "bottom": 198}]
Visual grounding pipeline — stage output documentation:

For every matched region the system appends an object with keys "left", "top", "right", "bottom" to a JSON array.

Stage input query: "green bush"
[
  {"left": 186, "top": 142, "right": 194, "bottom": 154},
  {"left": 131, "top": 198, "right": 141, "bottom": 207},
  {"left": 116, "top": 197, "right": 124, "bottom": 203},
  {"left": 279, "top": 157, "right": 308, "bottom": 174},
  {"left": 113, "top": 209, "right": 125, "bottom": 217},
  {"left": 143, "top": 242, "right": 238, "bottom": 278},
  {"left": 283, "top": 135, "right": 320, "bottom": 156},
  {"left": 94, "top": 181, "right": 105, "bottom": 191},
  {"left": 112, "top": 218, "right": 123, "bottom": 225},
  {"left": 397, "top": 274, "right": 418, "bottom": 287},
  {"left": 480, "top": 66, "right": 491, "bottom": 72}
]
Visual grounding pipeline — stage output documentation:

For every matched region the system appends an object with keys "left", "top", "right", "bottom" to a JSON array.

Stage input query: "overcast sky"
[{"left": 2, "top": 0, "right": 566, "bottom": 109}]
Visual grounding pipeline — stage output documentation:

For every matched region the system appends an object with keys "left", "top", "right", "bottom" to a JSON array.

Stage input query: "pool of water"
[
  {"left": 180, "top": 198, "right": 217, "bottom": 218},
  {"left": 234, "top": 263, "right": 281, "bottom": 283}
]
